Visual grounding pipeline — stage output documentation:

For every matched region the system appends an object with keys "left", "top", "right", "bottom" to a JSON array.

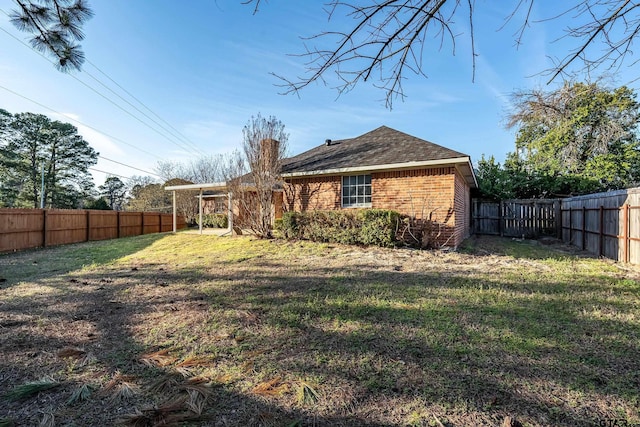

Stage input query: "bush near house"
[
  {"left": 280, "top": 209, "right": 400, "bottom": 247},
  {"left": 197, "top": 213, "right": 228, "bottom": 229}
]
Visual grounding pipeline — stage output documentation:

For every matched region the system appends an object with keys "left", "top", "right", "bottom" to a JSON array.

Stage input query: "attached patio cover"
[{"left": 164, "top": 182, "right": 231, "bottom": 234}]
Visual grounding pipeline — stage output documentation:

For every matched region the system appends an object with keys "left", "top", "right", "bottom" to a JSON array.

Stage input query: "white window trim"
[{"left": 341, "top": 174, "right": 372, "bottom": 208}]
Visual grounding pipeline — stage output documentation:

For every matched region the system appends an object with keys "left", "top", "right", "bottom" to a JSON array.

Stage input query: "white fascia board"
[
  {"left": 456, "top": 159, "right": 478, "bottom": 188},
  {"left": 281, "top": 157, "right": 470, "bottom": 177},
  {"left": 164, "top": 182, "right": 227, "bottom": 191},
  {"left": 282, "top": 157, "right": 478, "bottom": 188}
]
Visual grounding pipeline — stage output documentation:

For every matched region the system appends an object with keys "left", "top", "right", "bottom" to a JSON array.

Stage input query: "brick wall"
[
  {"left": 453, "top": 168, "right": 471, "bottom": 246},
  {"left": 283, "top": 176, "right": 341, "bottom": 212},
  {"left": 372, "top": 168, "right": 457, "bottom": 246},
  {"left": 284, "top": 167, "right": 472, "bottom": 247}
]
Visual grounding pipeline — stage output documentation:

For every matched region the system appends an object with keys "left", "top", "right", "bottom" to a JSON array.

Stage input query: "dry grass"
[{"left": 0, "top": 233, "right": 639, "bottom": 426}]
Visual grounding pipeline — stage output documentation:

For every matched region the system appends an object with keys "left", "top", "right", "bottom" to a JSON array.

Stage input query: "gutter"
[{"left": 281, "top": 156, "right": 478, "bottom": 188}]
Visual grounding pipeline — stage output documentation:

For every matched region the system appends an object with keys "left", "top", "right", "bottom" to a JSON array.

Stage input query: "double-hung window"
[{"left": 342, "top": 174, "right": 371, "bottom": 207}]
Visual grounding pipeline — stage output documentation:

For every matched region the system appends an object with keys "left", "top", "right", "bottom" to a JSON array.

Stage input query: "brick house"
[
  {"left": 166, "top": 126, "right": 476, "bottom": 246},
  {"left": 280, "top": 126, "right": 477, "bottom": 247}
]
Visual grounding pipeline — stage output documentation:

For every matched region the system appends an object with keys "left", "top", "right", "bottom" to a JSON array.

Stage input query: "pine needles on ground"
[
  {"left": 66, "top": 384, "right": 94, "bottom": 405},
  {"left": 3, "top": 378, "right": 60, "bottom": 401},
  {"left": 295, "top": 382, "right": 320, "bottom": 406}
]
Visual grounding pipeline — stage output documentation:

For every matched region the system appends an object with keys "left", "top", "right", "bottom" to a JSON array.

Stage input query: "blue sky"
[{"left": 1, "top": 1, "right": 639, "bottom": 186}]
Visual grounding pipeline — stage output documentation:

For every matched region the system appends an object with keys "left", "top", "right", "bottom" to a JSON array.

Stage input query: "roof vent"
[{"left": 325, "top": 139, "right": 332, "bottom": 146}]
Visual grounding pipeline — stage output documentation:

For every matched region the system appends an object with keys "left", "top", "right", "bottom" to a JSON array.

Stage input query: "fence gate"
[{"left": 472, "top": 199, "right": 561, "bottom": 238}]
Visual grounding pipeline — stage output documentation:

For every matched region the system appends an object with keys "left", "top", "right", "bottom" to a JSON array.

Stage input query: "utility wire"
[
  {"left": 0, "top": 18, "right": 205, "bottom": 157},
  {"left": 98, "top": 155, "right": 162, "bottom": 178},
  {"left": 0, "top": 83, "right": 164, "bottom": 160},
  {"left": 85, "top": 58, "right": 205, "bottom": 154},
  {"left": 80, "top": 65, "right": 205, "bottom": 155},
  {"left": 89, "top": 167, "right": 133, "bottom": 181}
]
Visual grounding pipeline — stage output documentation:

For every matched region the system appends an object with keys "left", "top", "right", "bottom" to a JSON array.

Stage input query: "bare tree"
[
  {"left": 254, "top": 0, "right": 640, "bottom": 108},
  {"left": 225, "top": 114, "right": 288, "bottom": 239},
  {"left": 14, "top": 0, "right": 640, "bottom": 104},
  {"left": 156, "top": 154, "right": 226, "bottom": 184}
]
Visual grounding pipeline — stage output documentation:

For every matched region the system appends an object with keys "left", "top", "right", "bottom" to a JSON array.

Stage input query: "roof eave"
[
  {"left": 282, "top": 157, "right": 478, "bottom": 188},
  {"left": 164, "top": 182, "right": 227, "bottom": 191}
]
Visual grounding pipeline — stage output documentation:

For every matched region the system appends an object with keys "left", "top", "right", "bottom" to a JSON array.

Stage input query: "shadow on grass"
[
  {"left": 1, "top": 237, "right": 638, "bottom": 426},
  {"left": 459, "top": 234, "right": 596, "bottom": 261},
  {"left": 0, "top": 233, "right": 169, "bottom": 288}
]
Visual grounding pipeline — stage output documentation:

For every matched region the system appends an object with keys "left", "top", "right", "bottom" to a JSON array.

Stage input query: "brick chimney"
[{"left": 260, "top": 138, "right": 280, "bottom": 170}]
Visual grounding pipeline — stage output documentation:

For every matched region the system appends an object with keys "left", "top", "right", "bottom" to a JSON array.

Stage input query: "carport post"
[
  {"left": 198, "top": 189, "right": 203, "bottom": 235},
  {"left": 172, "top": 190, "right": 177, "bottom": 233},
  {"left": 228, "top": 191, "right": 233, "bottom": 235}
]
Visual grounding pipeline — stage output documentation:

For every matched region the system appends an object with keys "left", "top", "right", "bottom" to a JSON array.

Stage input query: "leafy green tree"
[
  {"left": 126, "top": 181, "right": 170, "bottom": 212},
  {"left": 475, "top": 155, "right": 515, "bottom": 200},
  {"left": 0, "top": 111, "right": 98, "bottom": 208},
  {"left": 99, "top": 176, "right": 126, "bottom": 210},
  {"left": 507, "top": 82, "right": 640, "bottom": 194},
  {"left": 84, "top": 196, "right": 111, "bottom": 210}
]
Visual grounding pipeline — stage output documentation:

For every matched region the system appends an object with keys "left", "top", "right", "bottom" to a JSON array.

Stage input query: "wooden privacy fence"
[
  {"left": 0, "top": 209, "right": 187, "bottom": 253},
  {"left": 561, "top": 188, "right": 640, "bottom": 264},
  {"left": 473, "top": 199, "right": 561, "bottom": 238}
]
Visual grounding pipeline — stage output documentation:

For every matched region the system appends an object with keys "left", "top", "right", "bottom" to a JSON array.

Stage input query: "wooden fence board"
[
  {"left": 0, "top": 209, "right": 44, "bottom": 252},
  {"left": 46, "top": 209, "right": 87, "bottom": 246},
  {"left": 119, "top": 212, "right": 143, "bottom": 238},
  {"left": 561, "top": 187, "right": 640, "bottom": 264},
  {"left": 0, "top": 209, "right": 186, "bottom": 253},
  {"left": 143, "top": 212, "right": 160, "bottom": 234},
  {"left": 89, "top": 211, "right": 118, "bottom": 241},
  {"left": 473, "top": 199, "right": 559, "bottom": 238}
]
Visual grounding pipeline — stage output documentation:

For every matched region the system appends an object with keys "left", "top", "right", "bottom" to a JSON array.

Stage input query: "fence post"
[
  {"left": 86, "top": 210, "right": 90, "bottom": 242},
  {"left": 43, "top": 209, "right": 48, "bottom": 247},
  {"left": 582, "top": 206, "right": 586, "bottom": 250},
  {"left": 117, "top": 211, "right": 121, "bottom": 238},
  {"left": 159, "top": 213, "right": 162, "bottom": 233},
  {"left": 568, "top": 208, "right": 572, "bottom": 244},
  {"left": 624, "top": 204, "right": 630, "bottom": 263},
  {"left": 498, "top": 200, "right": 503, "bottom": 236},
  {"left": 555, "top": 201, "right": 562, "bottom": 239},
  {"left": 141, "top": 212, "right": 145, "bottom": 236},
  {"left": 599, "top": 206, "right": 604, "bottom": 257}
]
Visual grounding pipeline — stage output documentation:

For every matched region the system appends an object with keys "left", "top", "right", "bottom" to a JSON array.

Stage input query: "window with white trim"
[{"left": 342, "top": 174, "right": 372, "bottom": 207}]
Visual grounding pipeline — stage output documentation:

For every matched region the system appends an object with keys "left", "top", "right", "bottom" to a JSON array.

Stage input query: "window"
[
  {"left": 213, "top": 198, "right": 226, "bottom": 213},
  {"left": 342, "top": 174, "right": 372, "bottom": 207}
]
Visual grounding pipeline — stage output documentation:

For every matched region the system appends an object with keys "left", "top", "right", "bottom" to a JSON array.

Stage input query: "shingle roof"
[{"left": 281, "top": 125, "right": 468, "bottom": 174}]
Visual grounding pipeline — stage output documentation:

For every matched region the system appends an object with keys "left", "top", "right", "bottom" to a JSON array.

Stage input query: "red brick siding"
[
  {"left": 283, "top": 167, "right": 468, "bottom": 247},
  {"left": 283, "top": 176, "right": 341, "bottom": 212},
  {"left": 372, "top": 168, "right": 454, "bottom": 221},
  {"left": 372, "top": 168, "right": 456, "bottom": 246},
  {"left": 453, "top": 169, "right": 471, "bottom": 246}
]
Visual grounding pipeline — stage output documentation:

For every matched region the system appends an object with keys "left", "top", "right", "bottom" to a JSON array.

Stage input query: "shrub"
[
  {"left": 280, "top": 209, "right": 400, "bottom": 247},
  {"left": 280, "top": 212, "right": 298, "bottom": 239},
  {"left": 197, "top": 213, "right": 228, "bottom": 229}
]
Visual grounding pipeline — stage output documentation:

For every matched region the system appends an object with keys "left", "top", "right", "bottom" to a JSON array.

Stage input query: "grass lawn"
[{"left": 0, "top": 233, "right": 639, "bottom": 426}]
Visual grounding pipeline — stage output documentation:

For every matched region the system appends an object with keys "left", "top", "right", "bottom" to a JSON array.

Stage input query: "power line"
[
  {"left": 89, "top": 168, "right": 133, "bottom": 181},
  {"left": 98, "top": 155, "right": 161, "bottom": 178},
  {"left": 81, "top": 70, "right": 204, "bottom": 154},
  {"left": 85, "top": 59, "right": 205, "bottom": 155},
  {"left": 0, "top": 18, "right": 205, "bottom": 157},
  {"left": 0, "top": 83, "right": 164, "bottom": 160}
]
